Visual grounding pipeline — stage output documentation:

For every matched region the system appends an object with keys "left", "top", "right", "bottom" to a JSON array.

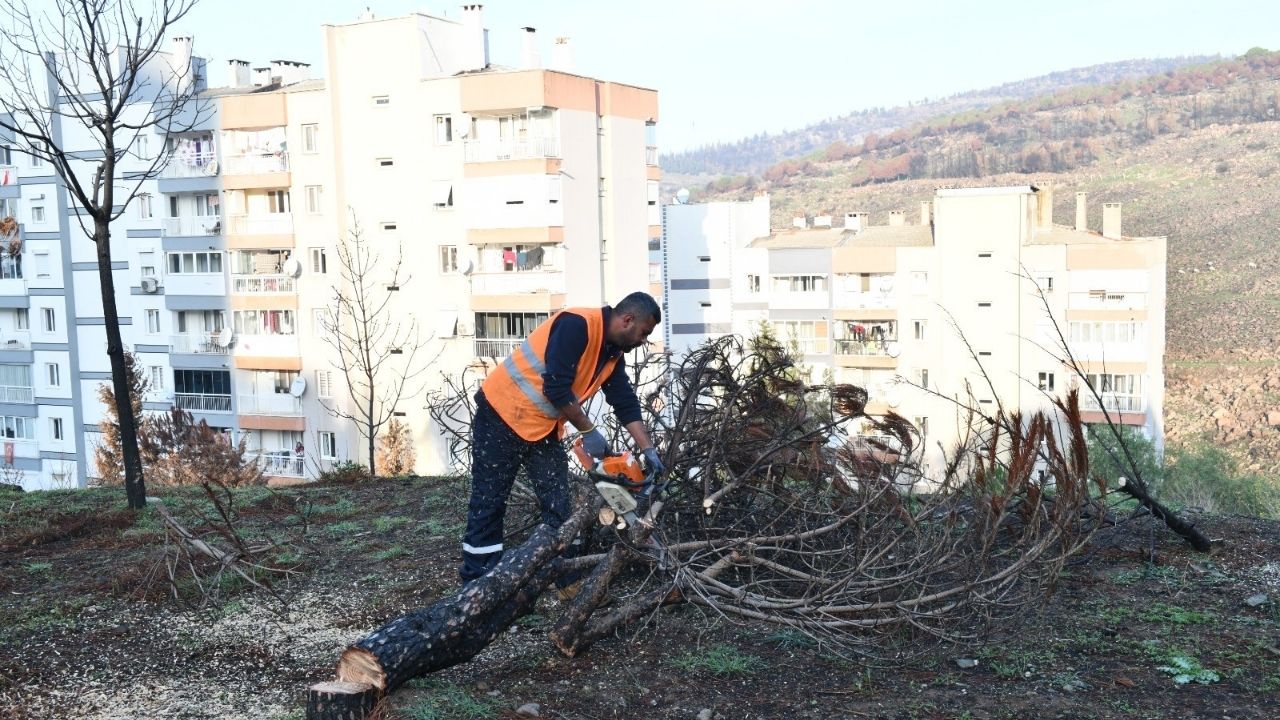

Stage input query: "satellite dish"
[
  {"left": 282, "top": 257, "right": 302, "bottom": 278},
  {"left": 885, "top": 341, "right": 901, "bottom": 358},
  {"left": 675, "top": 188, "right": 690, "bottom": 204},
  {"left": 216, "top": 327, "right": 234, "bottom": 347},
  {"left": 460, "top": 258, "right": 474, "bottom": 276},
  {"left": 886, "top": 389, "right": 902, "bottom": 408},
  {"left": 289, "top": 376, "right": 307, "bottom": 398}
]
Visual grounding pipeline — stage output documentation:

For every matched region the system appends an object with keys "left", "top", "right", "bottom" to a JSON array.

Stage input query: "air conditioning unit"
[
  {"left": 457, "top": 320, "right": 475, "bottom": 337},
  {"left": 140, "top": 277, "right": 159, "bottom": 293}
]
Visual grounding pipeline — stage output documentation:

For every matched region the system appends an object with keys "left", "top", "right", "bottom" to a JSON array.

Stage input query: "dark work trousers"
[{"left": 459, "top": 393, "right": 581, "bottom": 586}]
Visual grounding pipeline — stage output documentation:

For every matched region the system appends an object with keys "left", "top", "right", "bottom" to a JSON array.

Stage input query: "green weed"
[
  {"left": 373, "top": 515, "right": 413, "bottom": 533},
  {"left": 1139, "top": 603, "right": 1215, "bottom": 625},
  {"left": 402, "top": 682, "right": 497, "bottom": 720},
  {"left": 371, "top": 545, "right": 406, "bottom": 561},
  {"left": 669, "top": 645, "right": 764, "bottom": 675},
  {"left": 1156, "top": 651, "right": 1220, "bottom": 685}
]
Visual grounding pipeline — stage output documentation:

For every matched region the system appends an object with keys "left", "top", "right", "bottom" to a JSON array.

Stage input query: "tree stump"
[{"left": 305, "top": 681, "right": 378, "bottom": 720}]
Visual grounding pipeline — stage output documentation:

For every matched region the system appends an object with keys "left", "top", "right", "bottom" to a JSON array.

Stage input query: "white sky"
[{"left": 30, "top": 0, "right": 1280, "bottom": 151}]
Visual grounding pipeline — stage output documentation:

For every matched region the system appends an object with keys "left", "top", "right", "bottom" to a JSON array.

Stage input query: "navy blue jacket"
[{"left": 541, "top": 306, "right": 642, "bottom": 425}]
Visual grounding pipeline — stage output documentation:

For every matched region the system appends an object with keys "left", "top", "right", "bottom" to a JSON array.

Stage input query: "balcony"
[
  {"left": 1081, "top": 393, "right": 1145, "bottom": 414},
  {"left": 645, "top": 146, "right": 658, "bottom": 166},
  {"left": 174, "top": 392, "right": 233, "bottom": 413},
  {"left": 0, "top": 332, "right": 30, "bottom": 351},
  {"left": 234, "top": 334, "right": 299, "bottom": 357},
  {"left": 162, "top": 215, "right": 222, "bottom": 237},
  {"left": 833, "top": 339, "right": 895, "bottom": 357},
  {"left": 227, "top": 213, "right": 293, "bottom": 236},
  {"left": 160, "top": 152, "right": 219, "bottom": 179},
  {"left": 232, "top": 274, "right": 295, "bottom": 294},
  {"left": 0, "top": 164, "right": 19, "bottom": 186},
  {"left": 0, "top": 385, "right": 33, "bottom": 403},
  {"left": 254, "top": 451, "right": 305, "bottom": 478},
  {"left": 835, "top": 292, "right": 895, "bottom": 310},
  {"left": 238, "top": 393, "right": 302, "bottom": 416},
  {"left": 222, "top": 151, "right": 289, "bottom": 176},
  {"left": 474, "top": 338, "right": 522, "bottom": 358},
  {"left": 471, "top": 271, "right": 565, "bottom": 295},
  {"left": 463, "top": 137, "right": 559, "bottom": 163},
  {"left": 779, "top": 338, "right": 829, "bottom": 355},
  {"left": 170, "top": 332, "right": 228, "bottom": 355}
]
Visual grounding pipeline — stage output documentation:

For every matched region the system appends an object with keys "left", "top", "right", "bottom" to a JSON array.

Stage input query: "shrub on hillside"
[
  {"left": 319, "top": 461, "right": 373, "bottom": 484},
  {"left": 1162, "top": 441, "right": 1280, "bottom": 518}
]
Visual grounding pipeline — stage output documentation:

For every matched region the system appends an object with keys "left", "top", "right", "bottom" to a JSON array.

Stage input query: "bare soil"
[{"left": 1, "top": 477, "right": 1278, "bottom": 720}]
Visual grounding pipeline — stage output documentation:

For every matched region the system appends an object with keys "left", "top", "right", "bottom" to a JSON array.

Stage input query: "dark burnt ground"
[{"left": 1, "top": 477, "right": 1277, "bottom": 720}]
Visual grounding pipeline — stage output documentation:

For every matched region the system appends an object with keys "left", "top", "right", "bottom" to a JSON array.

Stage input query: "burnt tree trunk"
[
  {"left": 96, "top": 216, "right": 147, "bottom": 509},
  {"left": 307, "top": 500, "right": 600, "bottom": 719}
]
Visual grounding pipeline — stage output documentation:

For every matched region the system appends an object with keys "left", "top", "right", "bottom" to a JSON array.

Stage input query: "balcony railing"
[
  {"left": 255, "top": 451, "right": 305, "bottom": 478},
  {"left": 0, "top": 385, "right": 33, "bottom": 404},
  {"left": 160, "top": 152, "right": 219, "bottom": 179},
  {"left": 238, "top": 393, "right": 302, "bottom": 416},
  {"left": 170, "top": 333, "right": 228, "bottom": 354},
  {"left": 222, "top": 151, "right": 289, "bottom": 175},
  {"left": 463, "top": 136, "right": 560, "bottom": 163},
  {"left": 232, "top": 274, "right": 295, "bottom": 294},
  {"left": 226, "top": 213, "right": 293, "bottom": 235},
  {"left": 833, "top": 338, "right": 896, "bottom": 356},
  {"left": 1081, "top": 394, "right": 1145, "bottom": 413},
  {"left": 174, "top": 392, "right": 233, "bottom": 413},
  {"left": 161, "top": 215, "right": 222, "bottom": 237},
  {"left": 780, "top": 338, "right": 829, "bottom": 355},
  {"left": 0, "top": 332, "right": 30, "bottom": 351},
  {"left": 470, "top": 271, "right": 564, "bottom": 295},
  {"left": 645, "top": 146, "right": 658, "bottom": 166},
  {"left": 474, "top": 338, "right": 522, "bottom": 358}
]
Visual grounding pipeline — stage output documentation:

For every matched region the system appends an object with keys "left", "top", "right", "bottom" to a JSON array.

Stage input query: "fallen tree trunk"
[{"left": 306, "top": 499, "right": 600, "bottom": 719}]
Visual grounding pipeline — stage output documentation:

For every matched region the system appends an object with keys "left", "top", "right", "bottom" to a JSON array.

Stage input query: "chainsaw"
[{"left": 571, "top": 437, "right": 657, "bottom": 529}]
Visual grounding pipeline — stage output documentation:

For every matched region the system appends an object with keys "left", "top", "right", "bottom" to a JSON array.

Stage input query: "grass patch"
[
  {"left": 1138, "top": 603, "right": 1216, "bottom": 625},
  {"left": 323, "top": 521, "right": 363, "bottom": 537},
  {"left": 371, "top": 545, "right": 406, "bottom": 562},
  {"left": 669, "top": 644, "right": 764, "bottom": 675},
  {"left": 373, "top": 515, "right": 413, "bottom": 533},
  {"left": 1156, "top": 651, "right": 1220, "bottom": 685},
  {"left": 763, "top": 628, "right": 817, "bottom": 649},
  {"left": 401, "top": 682, "right": 497, "bottom": 720}
]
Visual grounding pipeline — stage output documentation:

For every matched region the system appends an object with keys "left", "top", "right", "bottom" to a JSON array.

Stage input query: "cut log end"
[
  {"left": 306, "top": 680, "right": 379, "bottom": 720},
  {"left": 336, "top": 647, "right": 387, "bottom": 690}
]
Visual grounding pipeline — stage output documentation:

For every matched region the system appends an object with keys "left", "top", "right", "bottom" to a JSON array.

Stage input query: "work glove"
[
  {"left": 581, "top": 427, "right": 611, "bottom": 461},
  {"left": 641, "top": 447, "right": 666, "bottom": 475}
]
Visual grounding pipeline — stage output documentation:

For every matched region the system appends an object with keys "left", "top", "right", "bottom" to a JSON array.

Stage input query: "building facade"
[
  {"left": 2, "top": 6, "right": 659, "bottom": 490},
  {"left": 663, "top": 187, "right": 1166, "bottom": 477}
]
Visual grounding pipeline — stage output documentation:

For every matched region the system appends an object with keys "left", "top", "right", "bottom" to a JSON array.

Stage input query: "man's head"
[{"left": 608, "top": 291, "right": 661, "bottom": 351}]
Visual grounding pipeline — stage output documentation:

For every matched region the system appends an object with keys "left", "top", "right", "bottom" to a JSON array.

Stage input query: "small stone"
[
  {"left": 486, "top": 690, "right": 501, "bottom": 697},
  {"left": 697, "top": 709, "right": 713, "bottom": 720},
  {"left": 955, "top": 658, "right": 979, "bottom": 669},
  {"left": 516, "top": 702, "right": 541, "bottom": 717},
  {"left": 1245, "top": 593, "right": 1269, "bottom": 607},
  {"left": 475, "top": 681, "right": 491, "bottom": 692}
]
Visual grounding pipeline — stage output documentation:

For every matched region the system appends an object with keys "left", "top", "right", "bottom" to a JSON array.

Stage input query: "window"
[
  {"left": 377, "top": 157, "right": 394, "bottom": 168},
  {"left": 139, "top": 251, "right": 156, "bottom": 278},
  {"left": 166, "top": 251, "right": 222, "bottom": 274},
  {"left": 45, "top": 362, "right": 59, "bottom": 387},
  {"left": 316, "top": 369, "right": 333, "bottom": 398},
  {"left": 319, "top": 431, "right": 338, "bottom": 459},
  {"left": 233, "top": 309, "right": 295, "bottom": 335},
  {"left": 646, "top": 180, "right": 659, "bottom": 206},
  {"left": 0, "top": 364, "right": 31, "bottom": 389},
  {"left": 914, "top": 416, "right": 928, "bottom": 436},
  {"left": 770, "top": 320, "right": 827, "bottom": 354},
  {"left": 0, "top": 145, "right": 9, "bottom": 165},
  {"left": 0, "top": 198, "right": 15, "bottom": 219},
  {"left": 1035, "top": 274, "right": 1054, "bottom": 293},
  {"left": 14, "top": 309, "right": 27, "bottom": 330},
  {"left": 146, "top": 309, "right": 161, "bottom": 334},
  {"left": 41, "top": 307, "right": 55, "bottom": 333},
  {"left": 372, "top": 95, "right": 390, "bottom": 106},
  {"left": 977, "top": 301, "right": 992, "bottom": 309},
  {"left": 1038, "top": 372, "right": 1056, "bottom": 392},
  {"left": 302, "top": 123, "right": 319, "bottom": 153},
  {"left": 431, "top": 180, "right": 453, "bottom": 209},
  {"left": 699, "top": 301, "right": 712, "bottom": 308},
  {"left": 312, "top": 308, "right": 328, "bottom": 338},
  {"left": 698, "top": 255, "right": 711, "bottom": 262},
  {"left": 917, "top": 368, "right": 929, "bottom": 388},
  {"left": 51, "top": 417, "right": 63, "bottom": 441},
  {"left": 439, "top": 245, "right": 458, "bottom": 273},
  {"left": 29, "top": 149, "right": 43, "bottom": 168},
  {"left": 1069, "top": 321, "right": 1145, "bottom": 344},
  {"left": 911, "top": 271, "right": 928, "bottom": 295},
  {"left": 913, "top": 320, "right": 926, "bottom": 341},
  {"left": 771, "top": 275, "right": 827, "bottom": 293},
  {"left": 309, "top": 247, "right": 327, "bottom": 274},
  {"left": 34, "top": 252, "right": 50, "bottom": 279},
  {"left": 195, "top": 193, "right": 218, "bottom": 217},
  {"left": 381, "top": 222, "right": 397, "bottom": 231},
  {"left": 305, "top": 185, "right": 322, "bottom": 214},
  {"left": 173, "top": 369, "right": 230, "bottom": 395},
  {"left": 977, "top": 350, "right": 992, "bottom": 357},
  {"left": 977, "top": 251, "right": 993, "bottom": 259},
  {"left": 434, "top": 114, "right": 453, "bottom": 144},
  {"left": 0, "top": 254, "right": 20, "bottom": 280},
  {"left": 746, "top": 274, "right": 760, "bottom": 293},
  {"left": 268, "top": 190, "right": 290, "bottom": 213},
  {"left": 137, "top": 193, "right": 153, "bottom": 220},
  {"left": 135, "top": 135, "right": 149, "bottom": 159},
  {"left": 31, "top": 205, "right": 45, "bottom": 223},
  {"left": 0, "top": 416, "right": 35, "bottom": 440}
]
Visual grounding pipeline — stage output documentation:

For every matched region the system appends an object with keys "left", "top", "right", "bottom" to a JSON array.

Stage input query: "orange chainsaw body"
[{"left": 571, "top": 437, "right": 646, "bottom": 491}]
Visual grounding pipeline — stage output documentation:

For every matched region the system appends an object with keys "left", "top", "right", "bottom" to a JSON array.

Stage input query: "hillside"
[
  {"left": 2, "top": 480, "right": 1279, "bottom": 719},
  {"left": 697, "top": 51, "right": 1280, "bottom": 477},
  {"left": 663, "top": 56, "right": 1218, "bottom": 177}
]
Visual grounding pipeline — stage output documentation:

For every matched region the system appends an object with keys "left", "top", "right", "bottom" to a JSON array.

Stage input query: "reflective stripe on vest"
[{"left": 500, "top": 340, "right": 559, "bottom": 418}]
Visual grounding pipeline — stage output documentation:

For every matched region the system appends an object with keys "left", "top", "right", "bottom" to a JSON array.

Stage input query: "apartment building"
[
  {"left": 3, "top": 6, "right": 659, "bottom": 490},
  {"left": 663, "top": 187, "right": 1166, "bottom": 477}
]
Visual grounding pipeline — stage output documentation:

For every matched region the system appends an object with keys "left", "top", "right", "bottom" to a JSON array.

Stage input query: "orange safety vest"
[{"left": 482, "top": 307, "right": 621, "bottom": 441}]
